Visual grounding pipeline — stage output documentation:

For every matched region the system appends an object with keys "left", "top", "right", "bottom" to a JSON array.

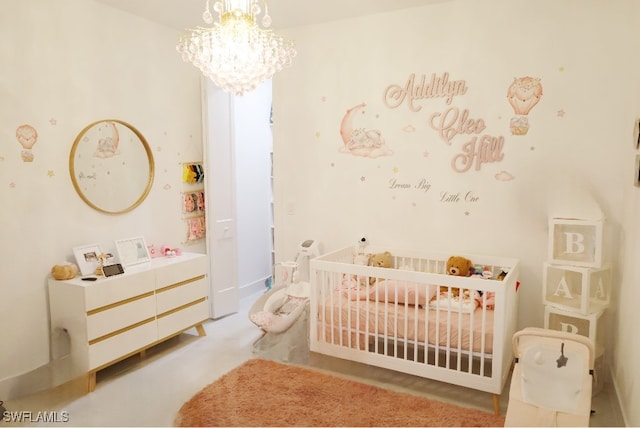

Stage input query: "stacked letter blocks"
[{"left": 543, "top": 218, "right": 610, "bottom": 394}]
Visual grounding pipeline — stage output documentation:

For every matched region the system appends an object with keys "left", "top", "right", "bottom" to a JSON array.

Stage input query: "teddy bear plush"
[
  {"left": 440, "top": 255, "right": 473, "bottom": 296},
  {"left": 368, "top": 251, "right": 392, "bottom": 285},
  {"left": 446, "top": 256, "right": 473, "bottom": 276}
]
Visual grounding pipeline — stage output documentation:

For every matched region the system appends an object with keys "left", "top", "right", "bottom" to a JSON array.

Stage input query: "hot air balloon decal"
[
  {"left": 507, "top": 76, "right": 543, "bottom": 136},
  {"left": 16, "top": 124, "right": 38, "bottom": 162}
]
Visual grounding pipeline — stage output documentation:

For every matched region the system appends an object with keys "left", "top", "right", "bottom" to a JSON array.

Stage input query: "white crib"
[{"left": 309, "top": 245, "right": 520, "bottom": 415}]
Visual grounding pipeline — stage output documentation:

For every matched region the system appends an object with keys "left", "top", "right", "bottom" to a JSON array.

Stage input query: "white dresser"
[{"left": 48, "top": 252, "right": 209, "bottom": 392}]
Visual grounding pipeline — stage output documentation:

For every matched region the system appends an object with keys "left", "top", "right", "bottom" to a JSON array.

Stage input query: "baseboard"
[
  {"left": 608, "top": 364, "right": 629, "bottom": 427},
  {"left": 0, "top": 355, "right": 74, "bottom": 402},
  {"left": 239, "top": 276, "right": 269, "bottom": 300}
]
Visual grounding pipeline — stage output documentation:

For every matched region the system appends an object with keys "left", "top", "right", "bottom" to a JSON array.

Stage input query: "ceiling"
[{"left": 94, "top": 0, "right": 439, "bottom": 31}]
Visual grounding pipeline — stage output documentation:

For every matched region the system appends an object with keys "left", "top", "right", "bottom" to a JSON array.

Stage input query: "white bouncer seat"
[
  {"left": 249, "top": 241, "right": 319, "bottom": 335},
  {"left": 505, "top": 327, "right": 595, "bottom": 427},
  {"left": 249, "top": 281, "right": 310, "bottom": 334}
]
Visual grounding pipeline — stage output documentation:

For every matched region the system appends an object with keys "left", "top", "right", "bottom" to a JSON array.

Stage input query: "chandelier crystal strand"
[{"left": 177, "top": 0, "right": 296, "bottom": 96}]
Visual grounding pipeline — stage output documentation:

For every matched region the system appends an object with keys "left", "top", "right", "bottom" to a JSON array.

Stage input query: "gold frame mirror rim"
[{"left": 69, "top": 119, "right": 155, "bottom": 214}]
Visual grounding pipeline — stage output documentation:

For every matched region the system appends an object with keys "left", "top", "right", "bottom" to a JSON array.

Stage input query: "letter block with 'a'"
[
  {"left": 545, "top": 305, "right": 605, "bottom": 352},
  {"left": 548, "top": 218, "right": 603, "bottom": 268},
  {"left": 543, "top": 262, "right": 611, "bottom": 315}
]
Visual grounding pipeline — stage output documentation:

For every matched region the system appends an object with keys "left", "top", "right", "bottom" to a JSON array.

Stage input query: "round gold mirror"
[{"left": 69, "top": 119, "right": 154, "bottom": 214}]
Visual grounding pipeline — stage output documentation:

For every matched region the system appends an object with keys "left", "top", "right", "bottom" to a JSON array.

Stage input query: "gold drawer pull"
[
  {"left": 87, "top": 291, "right": 155, "bottom": 316},
  {"left": 89, "top": 317, "right": 156, "bottom": 345},
  {"left": 157, "top": 297, "right": 207, "bottom": 319},
  {"left": 156, "top": 274, "right": 206, "bottom": 293}
]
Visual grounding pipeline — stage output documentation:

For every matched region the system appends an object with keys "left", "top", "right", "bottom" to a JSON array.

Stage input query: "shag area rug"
[{"left": 174, "top": 359, "right": 506, "bottom": 427}]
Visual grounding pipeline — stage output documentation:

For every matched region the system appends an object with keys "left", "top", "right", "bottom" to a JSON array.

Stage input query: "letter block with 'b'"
[
  {"left": 548, "top": 218, "right": 604, "bottom": 268},
  {"left": 543, "top": 262, "right": 611, "bottom": 315},
  {"left": 545, "top": 305, "right": 605, "bottom": 352}
]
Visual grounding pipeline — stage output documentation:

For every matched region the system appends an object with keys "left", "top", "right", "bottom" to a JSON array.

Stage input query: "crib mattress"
[{"left": 318, "top": 291, "right": 495, "bottom": 354}]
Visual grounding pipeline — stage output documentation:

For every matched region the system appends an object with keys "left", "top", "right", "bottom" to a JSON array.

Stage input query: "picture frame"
[
  {"left": 73, "top": 243, "right": 103, "bottom": 276},
  {"left": 114, "top": 236, "right": 151, "bottom": 267}
]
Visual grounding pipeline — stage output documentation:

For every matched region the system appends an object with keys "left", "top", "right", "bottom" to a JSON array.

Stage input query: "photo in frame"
[
  {"left": 114, "top": 236, "right": 151, "bottom": 267},
  {"left": 73, "top": 243, "right": 103, "bottom": 276}
]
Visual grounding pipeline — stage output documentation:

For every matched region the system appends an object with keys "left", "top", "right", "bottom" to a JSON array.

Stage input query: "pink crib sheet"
[{"left": 318, "top": 291, "right": 495, "bottom": 354}]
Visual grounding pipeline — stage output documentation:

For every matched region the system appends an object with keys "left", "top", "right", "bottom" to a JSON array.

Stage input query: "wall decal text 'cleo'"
[
  {"left": 383, "top": 72, "right": 506, "bottom": 173},
  {"left": 431, "top": 107, "right": 504, "bottom": 172}
]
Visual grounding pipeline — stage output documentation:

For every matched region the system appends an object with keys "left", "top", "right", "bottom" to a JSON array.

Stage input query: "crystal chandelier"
[{"left": 177, "top": 0, "right": 296, "bottom": 96}]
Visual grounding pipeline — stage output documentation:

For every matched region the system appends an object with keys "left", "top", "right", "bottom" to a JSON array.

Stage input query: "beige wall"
[
  {"left": 273, "top": 1, "right": 640, "bottom": 424},
  {"left": 0, "top": 0, "right": 204, "bottom": 383}
]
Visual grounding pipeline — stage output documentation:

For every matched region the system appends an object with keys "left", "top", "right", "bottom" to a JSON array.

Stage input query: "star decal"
[
  {"left": 557, "top": 109, "right": 565, "bottom": 117},
  {"left": 49, "top": 118, "right": 57, "bottom": 125},
  {"left": 47, "top": 170, "right": 55, "bottom": 177},
  {"left": 392, "top": 166, "right": 399, "bottom": 173}
]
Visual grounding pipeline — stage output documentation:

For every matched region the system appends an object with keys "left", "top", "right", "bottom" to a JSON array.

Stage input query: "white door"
[{"left": 203, "top": 80, "right": 239, "bottom": 318}]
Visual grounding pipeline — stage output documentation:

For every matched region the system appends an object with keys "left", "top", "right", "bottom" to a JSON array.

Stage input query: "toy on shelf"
[
  {"left": 147, "top": 244, "right": 161, "bottom": 258},
  {"left": 182, "top": 163, "right": 204, "bottom": 184},
  {"left": 186, "top": 216, "right": 206, "bottom": 242},
  {"left": 95, "top": 253, "right": 114, "bottom": 276},
  {"left": 146, "top": 244, "right": 182, "bottom": 258},
  {"left": 160, "top": 245, "right": 182, "bottom": 257}
]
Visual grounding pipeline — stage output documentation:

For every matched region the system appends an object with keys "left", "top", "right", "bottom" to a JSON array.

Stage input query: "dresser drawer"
[
  {"left": 157, "top": 299, "right": 209, "bottom": 339},
  {"left": 88, "top": 319, "right": 157, "bottom": 370},
  {"left": 155, "top": 255, "right": 207, "bottom": 289},
  {"left": 84, "top": 270, "right": 155, "bottom": 311},
  {"left": 86, "top": 294, "right": 156, "bottom": 341},
  {"left": 156, "top": 275, "right": 208, "bottom": 315}
]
